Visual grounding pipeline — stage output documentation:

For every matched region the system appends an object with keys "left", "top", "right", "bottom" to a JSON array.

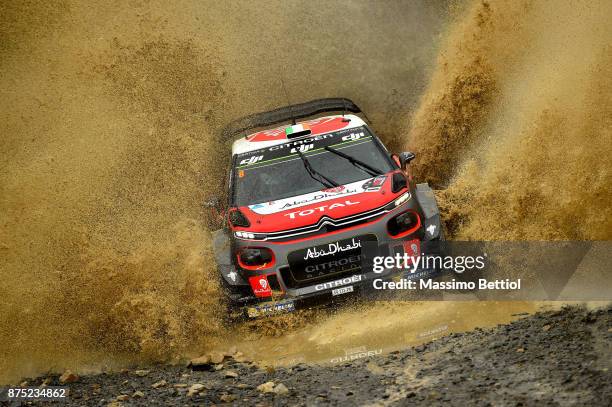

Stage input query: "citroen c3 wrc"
[{"left": 210, "top": 98, "right": 443, "bottom": 318}]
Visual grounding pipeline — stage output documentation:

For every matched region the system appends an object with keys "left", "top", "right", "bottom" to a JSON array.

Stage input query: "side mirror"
[{"left": 398, "top": 152, "right": 416, "bottom": 169}]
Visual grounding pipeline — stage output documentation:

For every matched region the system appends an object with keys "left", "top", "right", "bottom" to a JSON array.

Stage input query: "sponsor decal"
[
  {"left": 249, "top": 275, "right": 272, "bottom": 298},
  {"left": 268, "top": 133, "right": 335, "bottom": 152},
  {"left": 239, "top": 155, "right": 263, "bottom": 166},
  {"left": 246, "top": 176, "right": 382, "bottom": 215},
  {"left": 426, "top": 224, "right": 437, "bottom": 236},
  {"left": 290, "top": 143, "right": 313, "bottom": 153},
  {"left": 322, "top": 185, "right": 346, "bottom": 194},
  {"left": 403, "top": 239, "right": 420, "bottom": 258},
  {"left": 304, "top": 237, "right": 362, "bottom": 260},
  {"left": 247, "top": 300, "right": 295, "bottom": 318},
  {"left": 305, "top": 255, "right": 363, "bottom": 277},
  {"left": 402, "top": 269, "right": 437, "bottom": 281},
  {"left": 289, "top": 235, "right": 376, "bottom": 280},
  {"left": 315, "top": 274, "right": 363, "bottom": 291},
  {"left": 341, "top": 131, "right": 365, "bottom": 142},
  {"left": 227, "top": 271, "right": 237, "bottom": 282},
  {"left": 332, "top": 285, "right": 354, "bottom": 296},
  {"left": 361, "top": 175, "right": 387, "bottom": 191},
  {"left": 285, "top": 200, "right": 360, "bottom": 219}
]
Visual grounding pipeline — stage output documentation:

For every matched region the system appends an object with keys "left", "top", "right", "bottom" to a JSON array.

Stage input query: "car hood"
[{"left": 236, "top": 172, "right": 404, "bottom": 233}]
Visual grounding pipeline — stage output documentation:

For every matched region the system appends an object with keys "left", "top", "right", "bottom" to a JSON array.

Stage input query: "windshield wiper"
[
  {"left": 324, "top": 145, "right": 383, "bottom": 177},
  {"left": 296, "top": 150, "right": 339, "bottom": 189}
]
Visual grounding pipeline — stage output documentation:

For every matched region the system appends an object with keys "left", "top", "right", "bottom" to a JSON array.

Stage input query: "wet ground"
[
  {"left": 230, "top": 301, "right": 548, "bottom": 369},
  {"left": 21, "top": 304, "right": 611, "bottom": 406}
]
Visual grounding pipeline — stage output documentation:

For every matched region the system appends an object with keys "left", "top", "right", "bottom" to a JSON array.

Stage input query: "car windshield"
[{"left": 232, "top": 126, "right": 395, "bottom": 207}]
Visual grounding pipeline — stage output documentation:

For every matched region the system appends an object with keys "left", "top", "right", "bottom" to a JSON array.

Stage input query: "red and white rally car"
[{"left": 210, "top": 99, "right": 443, "bottom": 318}]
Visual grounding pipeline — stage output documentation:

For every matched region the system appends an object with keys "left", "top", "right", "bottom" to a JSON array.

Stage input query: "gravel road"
[{"left": 20, "top": 305, "right": 611, "bottom": 406}]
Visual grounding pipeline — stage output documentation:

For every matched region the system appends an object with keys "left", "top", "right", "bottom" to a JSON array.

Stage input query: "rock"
[
  {"left": 187, "top": 383, "right": 206, "bottom": 397},
  {"left": 542, "top": 324, "right": 551, "bottom": 331},
  {"left": 132, "top": 391, "right": 144, "bottom": 398},
  {"left": 115, "top": 394, "right": 129, "bottom": 401},
  {"left": 106, "top": 402, "right": 123, "bottom": 407},
  {"left": 273, "top": 383, "right": 289, "bottom": 395},
  {"left": 210, "top": 351, "right": 225, "bottom": 364},
  {"left": 42, "top": 377, "right": 52, "bottom": 386},
  {"left": 133, "top": 370, "right": 149, "bottom": 377},
  {"left": 233, "top": 352, "right": 248, "bottom": 363},
  {"left": 190, "top": 354, "right": 210, "bottom": 365},
  {"left": 173, "top": 383, "right": 188, "bottom": 388},
  {"left": 220, "top": 394, "right": 237, "bottom": 402},
  {"left": 19, "top": 380, "right": 28, "bottom": 386},
  {"left": 225, "top": 370, "right": 239, "bottom": 378},
  {"left": 59, "top": 370, "right": 79, "bottom": 384},
  {"left": 516, "top": 348, "right": 525, "bottom": 353},
  {"left": 214, "top": 363, "right": 224, "bottom": 371},
  {"left": 257, "top": 381, "right": 276, "bottom": 393},
  {"left": 151, "top": 379, "right": 167, "bottom": 388}
]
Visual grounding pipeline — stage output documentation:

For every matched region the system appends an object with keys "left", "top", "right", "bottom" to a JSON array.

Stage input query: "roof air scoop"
[{"left": 285, "top": 123, "right": 312, "bottom": 139}]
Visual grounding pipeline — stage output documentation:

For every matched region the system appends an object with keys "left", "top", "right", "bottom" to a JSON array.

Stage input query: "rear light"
[
  {"left": 237, "top": 247, "right": 275, "bottom": 270},
  {"left": 229, "top": 208, "right": 250, "bottom": 227},
  {"left": 387, "top": 211, "right": 421, "bottom": 237}
]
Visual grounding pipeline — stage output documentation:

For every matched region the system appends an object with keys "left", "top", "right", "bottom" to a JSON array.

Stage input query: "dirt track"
[{"left": 20, "top": 305, "right": 610, "bottom": 406}]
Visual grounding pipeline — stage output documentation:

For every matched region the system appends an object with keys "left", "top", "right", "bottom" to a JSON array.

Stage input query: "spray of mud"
[
  {"left": 0, "top": 0, "right": 448, "bottom": 383},
  {"left": 406, "top": 0, "right": 612, "bottom": 240},
  {"left": 0, "top": 5, "right": 228, "bottom": 382}
]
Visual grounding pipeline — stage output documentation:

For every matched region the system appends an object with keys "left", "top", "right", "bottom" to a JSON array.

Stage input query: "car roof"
[{"left": 231, "top": 114, "right": 367, "bottom": 156}]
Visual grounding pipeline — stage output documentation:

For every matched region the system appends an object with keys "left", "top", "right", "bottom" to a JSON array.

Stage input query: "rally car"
[{"left": 210, "top": 98, "right": 443, "bottom": 318}]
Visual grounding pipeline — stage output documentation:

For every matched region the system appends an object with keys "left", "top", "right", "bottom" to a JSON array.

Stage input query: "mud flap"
[
  {"left": 211, "top": 229, "right": 249, "bottom": 309},
  {"left": 414, "top": 183, "right": 443, "bottom": 241}
]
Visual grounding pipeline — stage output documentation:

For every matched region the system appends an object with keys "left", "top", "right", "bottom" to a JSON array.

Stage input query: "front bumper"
[{"left": 220, "top": 192, "right": 444, "bottom": 316}]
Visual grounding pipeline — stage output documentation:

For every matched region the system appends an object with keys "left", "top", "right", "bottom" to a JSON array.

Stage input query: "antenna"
[
  {"left": 280, "top": 75, "right": 296, "bottom": 125},
  {"left": 341, "top": 98, "right": 351, "bottom": 122}
]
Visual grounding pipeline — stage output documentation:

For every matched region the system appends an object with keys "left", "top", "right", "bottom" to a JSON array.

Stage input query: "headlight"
[
  {"left": 237, "top": 247, "right": 275, "bottom": 270},
  {"left": 235, "top": 231, "right": 267, "bottom": 240},
  {"left": 393, "top": 191, "right": 411, "bottom": 207},
  {"left": 387, "top": 210, "right": 420, "bottom": 237}
]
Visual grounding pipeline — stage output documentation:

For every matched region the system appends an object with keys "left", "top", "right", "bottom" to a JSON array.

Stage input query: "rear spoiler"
[{"left": 221, "top": 98, "right": 362, "bottom": 140}]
